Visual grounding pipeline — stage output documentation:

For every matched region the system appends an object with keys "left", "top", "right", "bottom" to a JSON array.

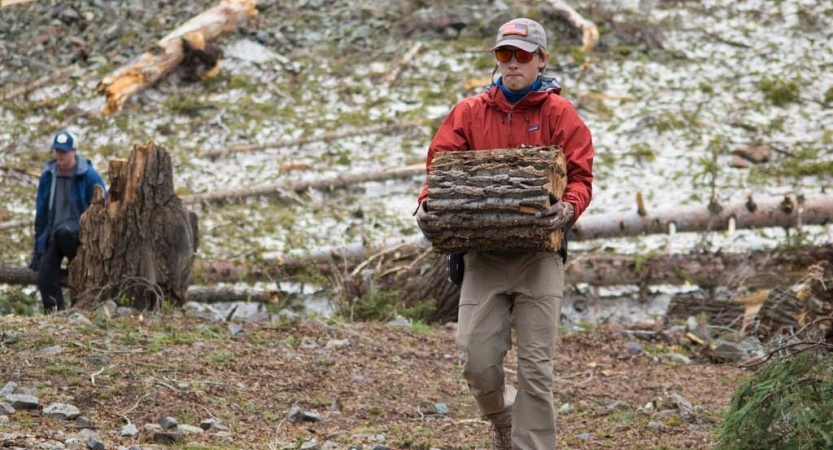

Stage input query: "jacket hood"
[
  {"left": 43, "top": 154, "right": 91, "bottom": 175},
  {"left": 484, "top": 75, "right": 562, "bottom": 110}
]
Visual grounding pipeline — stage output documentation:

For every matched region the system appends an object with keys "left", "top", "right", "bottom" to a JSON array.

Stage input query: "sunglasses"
[{"left": 494, "top": 48, "right": 538, "bottom": 63}]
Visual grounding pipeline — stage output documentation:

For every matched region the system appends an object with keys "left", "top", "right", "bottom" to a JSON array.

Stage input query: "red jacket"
[{"left": 418, "top": 77, "right": 594, "bottom": 220}]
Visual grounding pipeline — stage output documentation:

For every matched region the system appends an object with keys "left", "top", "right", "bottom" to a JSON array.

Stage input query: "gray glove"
[
  {"left": 536, "top": 199, "right": 574, "bottom": 231},
  {"left": 416, "top": 201, "right": 441, "bottom": 240}
]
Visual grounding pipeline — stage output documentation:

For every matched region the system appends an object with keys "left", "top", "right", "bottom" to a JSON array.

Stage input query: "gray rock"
[
  {"left": 287, "top": 406, "right": 322, "bottom": 424},
  {"left": 387, "top": 316, "right": 410, "bottom": 327},
  {"left": 665, "top": 353, "right": 692, "bottom": 365},
  {"left": 67, "top": 312, "right": 92, "bottom": 326},
  {"left": 38, "top": 346, "right": 64, "bottom": 357},
  {"left": 120, "top": 423, "right": 139, "bottom": 437},
  {"left": 4, "top": 394, "right": 38, "bottom": 410},
  {"left": 0, "top": 331, "right": 19, "bottom": 344},
  {"left": 153, "top": 431, "right": 183, "bottom": 444},
  {"left": 0, "top": 402, "right": 14, "bottom": 415},
  {"left": 647, "top": 421, "right": 666, "bottom": 432},
  {"left": 98, "top": 300, "right": 118, "bottom": 318},
  {"left": 666, "top": 394, "right": 693, "bottom": 412},
  {"left": 86, "top": 436, "right": 105, "bottom": 450},
  {"left": 79, "top": 429, "right": 100, "bottom": 441},
  {"left": 127, "top": 446, "right": 143, "bottom": 450},
  {"left": 64, "top": 437, "right": 84, "bottom": 450},
  {"left": 431, "top": 403, "right": 448, "bottom": 415},
  {"left": 321, "top": 442, "right": 341, "bottom": 450},
  {"left": 559, "top": 403, "right": 571, "bottom": 414},
  {"left": 74, "top": 416, "right": 95, "bottom": 429},
  {"left": 0, "top": 415, "right": 8, "bottom": 424},
  {"left": 227, "top": 324, "right": 244, "bottom": 337},
  {"left": 142, "top": 424, "right": 162, "bottom": 431},
  {"left": 577, "top": 433, "right": 591, "bottom": 441},
  {"left": 159, "top": 416, "right": 178, "bottom": 430},
  {"left": 116, "top": 307, "right": 138, "bottom": 317},
  {"left": 178, "top": 424, "right": 203, "bottom": 434},
  {"left": 300, "top": 441, "right": 319, "bottom": 450},
  {"left": 224, "top": 38, "right": 281, "bottom": 63},
  {"left": 371, "top": 446, "right": 391, "bottom": 450},
  {"left": 623, "top": 342, "right": 642, "bottom": 355},
  {"left": 0, "top": 382, "right": 17, "bottom": 397},
  {"left": 199, "top": 418, "right": 228, "bottom": 431},
  {"left": 43, "top": 403, "right": 81, "bottom": 420},
  {"left": 325, "top": 339, "right": 350, "bottom": 348},
  {"left": 38, "top": 441, "right": 65, "bottom": 450}
]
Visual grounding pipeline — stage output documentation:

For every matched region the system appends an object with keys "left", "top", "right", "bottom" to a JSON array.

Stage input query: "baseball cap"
[
  {"left": 51, "top": 131, "right": 78, "bottom": 152},
  {"left": 492, "top": 18, "right": 547, "bottom": 53}
]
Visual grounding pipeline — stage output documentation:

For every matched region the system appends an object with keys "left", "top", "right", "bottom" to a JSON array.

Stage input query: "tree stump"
[
  {"left": 424, "top": 146, "right": 567, "bottom": 253},
  {"left": 69, "top": 141, "right": 199, "bottom": 310}
]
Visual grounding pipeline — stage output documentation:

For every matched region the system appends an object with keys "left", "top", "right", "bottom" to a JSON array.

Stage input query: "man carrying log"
[
  {"left": 416, "top": 18, "right": 594, "bottom": 449},
  {"left": 30, "top": 131, "right": 106, "bottom": 312}
]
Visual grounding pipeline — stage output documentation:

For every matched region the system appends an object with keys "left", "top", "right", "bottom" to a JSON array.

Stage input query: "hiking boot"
[{"left": 490, "top": 424, "right": 512, "bottom": 450}]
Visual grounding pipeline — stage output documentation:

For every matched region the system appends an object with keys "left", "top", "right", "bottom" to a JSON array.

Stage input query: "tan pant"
[{"left": 456, "top": 251, "right": 563, "bottom": 450}]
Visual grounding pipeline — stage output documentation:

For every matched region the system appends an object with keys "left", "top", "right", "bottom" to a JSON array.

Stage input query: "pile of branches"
[{"left": 717, "top": 261, "right": 833, "bottom": 450}]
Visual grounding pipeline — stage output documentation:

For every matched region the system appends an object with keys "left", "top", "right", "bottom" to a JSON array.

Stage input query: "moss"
[
  {"left": 162, "top": 94, "right": 211, "bottom": 117},
  {"left": 758, "top": 76, "right": 800, "bottom": 106},
  {"left": 824, "top": 86, "right": 833, "bottom": 104},
  {"left": 571, "top": 46, "right": 588, "bottom": 65}
]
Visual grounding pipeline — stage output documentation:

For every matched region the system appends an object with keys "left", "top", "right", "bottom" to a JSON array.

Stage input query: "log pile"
[
  {"left": 424, "top": 146, "right": 567, "bottom": 253},
  {"left": 68, "top": 141, "right": 199, "bottom": 310}
]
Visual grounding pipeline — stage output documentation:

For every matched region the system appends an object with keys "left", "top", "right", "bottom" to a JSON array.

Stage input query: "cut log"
[
  {"left": 199, "top": 119, "right": 426, "bottom": 159},
  {"left": 571, "top": 193, "right": 833, "bottom": 240},
  {"left": 426, "top": 146, "right": 567, "bottom": 253},
  {"left": 181, "top": 164, "right": 424, "bottom": 204},
  {"left": 68, "top": 141, "right": 199, "bottom": 310},
  {"left": 186, "top": 286, "right": 278, "bottom": 304},
  {"left": 96, "top": 0, "right": 256, "bottom": 114}
]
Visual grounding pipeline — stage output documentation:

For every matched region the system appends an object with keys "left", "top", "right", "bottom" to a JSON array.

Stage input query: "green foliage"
[
  {"left": 717, "top": 350, "right": 833, "bottom": 450},
  {"left": 0, "top": 288, "right": 37, "bottom": 316},
  {"left": 340, "top": 290, "right": 437, "bottom": 323},
  {"left": 162, "top": 94, "right": 211, "bottom": 117},
  {"left": 758, "top": 76, "right": 800, "bottom": 106},
  {"left": 824, "top": 87, "right": 833, "bottom": 104}
]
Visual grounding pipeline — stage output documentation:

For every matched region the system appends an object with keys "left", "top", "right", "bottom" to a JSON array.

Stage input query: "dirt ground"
[{"left": 0, "top": 312, "right": 745, "bottom": 449}]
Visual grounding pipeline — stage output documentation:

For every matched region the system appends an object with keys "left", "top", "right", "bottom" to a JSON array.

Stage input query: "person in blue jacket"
[{"left": 30, "top": 131, "right": 106, "bottom": 312}]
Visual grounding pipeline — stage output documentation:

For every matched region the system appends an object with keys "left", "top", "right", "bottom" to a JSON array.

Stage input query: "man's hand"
[
  {"left": 536, "top": 199, "right": 574, "bottom": 231},
  {"left": 416, "top": 201, "right": 442, "bottom": 240}
]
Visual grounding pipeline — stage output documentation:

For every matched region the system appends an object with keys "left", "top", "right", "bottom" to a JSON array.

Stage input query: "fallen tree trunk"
[
  {"left": 571, "top": 193, "right": 833, "bottom": 240},
  {"left": 543, "top": 0, "right": 600, "bottom": 52},
  {"left": 6, "top": 244, "right": 830, "bottom": 290},
  {"left": 97, "top": 0, "right": 256, "bottom": 113},
  {"left": 187, "top": 243, "right": 833, "bottom": 288},
  {"left": 186, "top": 286, "right": 277, "bottom": 304},
  {"left": 181, "top": 165, "right": 424, "bottom": 204},
  {"left": 199, "top": 119, "right": 426, "bottom": 159},
  {"left": 5, "top": 192, "right": 831, "bottom": 234},
  {"left": 69, "top": 141, "right": 199, "bottom": 310},
  {"left": 2, "top": 64, "right": 79, "bottom": 101}
]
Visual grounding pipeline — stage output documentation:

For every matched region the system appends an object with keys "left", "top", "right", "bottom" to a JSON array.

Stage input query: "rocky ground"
[{"left": 1, "top": 309, "right": 743, "bottom": 450}]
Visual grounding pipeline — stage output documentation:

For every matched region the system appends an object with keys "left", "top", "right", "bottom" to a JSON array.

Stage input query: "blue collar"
[{"left": 497, "top": 76, "right": 542, "bottom": 103}]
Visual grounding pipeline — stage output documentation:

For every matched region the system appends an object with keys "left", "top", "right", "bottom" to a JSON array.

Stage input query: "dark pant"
[{"left": 37, "top": 230, "right": 79, "bottom": 311}]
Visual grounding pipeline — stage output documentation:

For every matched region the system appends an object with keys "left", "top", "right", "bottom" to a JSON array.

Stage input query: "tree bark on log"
[
  {"left": 181, "top": 165, "right": 424, "bottom": 204},
  {"left": 426, "top": 146, "right": 567, "bottom": 253},
  {"left": 571, "top": 194, "right": 833, "bottom": 240},
  {"left": 69, "top": 141, "right": 199, "bottom": 310},
  {"left": 96, "top": 0, "right": 256, "bottom": 114}
]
